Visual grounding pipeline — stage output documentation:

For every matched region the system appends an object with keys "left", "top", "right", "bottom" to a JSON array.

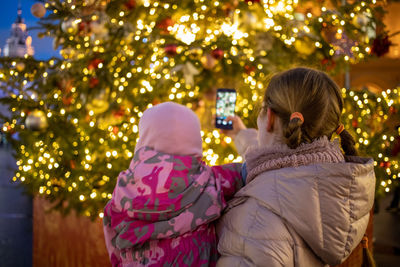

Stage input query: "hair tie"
[
  {"left": 336, "top": 124, "right": 345, "bottom": 135},
  {"left": 361, "top": 235, "right": 368, "bottom": 249},
  {"left": 290, "top": 112, "right": 304, "bottom": 124}
]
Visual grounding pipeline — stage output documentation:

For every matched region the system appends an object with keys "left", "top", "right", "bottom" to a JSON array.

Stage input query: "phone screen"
[{"left": 215, "top": 88, "right": 237, "bottom": 130}]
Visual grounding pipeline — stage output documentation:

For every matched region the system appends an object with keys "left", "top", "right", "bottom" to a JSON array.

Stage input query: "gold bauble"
[
  {"left": 294, "top": 39, "right": 316, "bottom": 56},
  {"left": 15, "top": 62, "right": 25, "bottom": 72},
  {"left": 26, "top": 110, "right": 48, "bottom": 131}
]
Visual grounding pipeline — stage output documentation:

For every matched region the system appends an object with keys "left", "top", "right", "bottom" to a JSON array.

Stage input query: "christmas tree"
[{"left": 0, "top": 0, "right": 392, "bottom": 218}]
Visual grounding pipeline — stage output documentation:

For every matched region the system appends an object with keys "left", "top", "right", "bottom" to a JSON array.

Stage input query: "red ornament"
[
  {"left": 352, "top": 119, "right": 358, "bottom": 128},
  {"left": 211, "top": 49, "right": 224, "bottom": 60},
  {"left": 379, "top": 161, "right": 391, "bottom": 168},
  {"left": 62, "top": 96, "right": 73, "bottom": 106},
  {"left": 78, "top": 21, "right": 90, "bottom": 35},
  {"left": 244, "top": 65, "right": 256, "bottom": 75},
  {"left": 152, "top": 98, "right": 161, "bottom": 105},
  {"left": 89, "top": 77, "right": 99, "bottom": 88},
  {"left": 58, "top": 79, "right": 73, "bottom": 93},
  {"left": 70, "top": 160, "right": 76, "bottom": 170},
  {"left": 124, "top": 0, "right": 136, "bottom": 10},
  {"left": 88, "top": 58, "right": 104, "bottom": 70},
  {"left": 113, "top": 109, "right": 125, "bottom": 119},
  {"left": 371, "top": 35, "right": 391, "bottom": 57},
  {"left": 164, "top": 44, "right": 178, "bottom": 56},
  {"left": 321, "top": 58, "right": 336, "bottom": 71},
  {"left": 112, "top": 126, "right": 119, "bottom": 134},
  {"left": 389, "top": 106, "right": 397, "bottom": 114},
  {"left": 157, "top": 17, "right": 175, "bottom": 33}
]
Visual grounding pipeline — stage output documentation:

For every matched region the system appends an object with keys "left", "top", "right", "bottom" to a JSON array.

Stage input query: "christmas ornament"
[
  {"left": 113, "top": 108, "right": 125, "bottom": 119},
  {"left": 172, "top": 62, "right": 200, "bottom": 86},
  {"left": 201, "top": 54, "right": 217, "bottom": 69},
  {"left": 78, "top": 21, "right": 91, "bottom": 35},
  {"left": 124, "top": 0, "right": 136, "bottom": 10},
  {"left": 70, "top": 160, "right": 76, "bottom": 170},
  {"left": 164, "top": 44, "right": 178, "bottom": 56},
  {"left": 58, "top": 78, "right": 74, "bottom": 93},
  {"left": 88, "top": 58, "right": 104, "bottom": 70},
  {"left": 352, "top": 119, "right": 358, "bottom": 128},
  {"left": 244, "top": 65, "right": 256, "bottom": 75},
  {"left": 62, "top": 96, "right": 73, "bottom": 106},
  {"left": 61, "top": 19, "right": 79, "bottom": 34},
  {"left": 15, "top": 62, "right": 25, "bottom": 72},
  {"left": 25, "top": 110, "right": 48, "bottom": 131},
  {"left": 321, "top": 58, "right": 336, "bottom": 71},
  {"left": 31, "top": 3, "right": 46, "bottom": 18},
  {"left": 112, "top": 126, "right": 119, "bottom": 135},
  {"left": 89, "top": 77, "right": 99, "bottom": 88},
  {"left": 371, "top": 35, "right": 391, "bottom": 57},
  {"left": 294, "top": 38, "right": 316, "bottom": 56},
  {"left": 152, "top": 98, "right": 161, "bottom": 105},
  {"left": 211, "top": 49, "right": 224, "bottom": 60},
  {"left": 157, "top": 17, "right": 175, "bottom": 33}
]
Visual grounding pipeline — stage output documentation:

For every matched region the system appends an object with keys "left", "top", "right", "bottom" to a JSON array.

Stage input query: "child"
[
  {"left": 217, "top": 67, "right": 376, "bottom": 266},
  {"left": 103, "top": 102, "right": 243, "bottom": 267}
]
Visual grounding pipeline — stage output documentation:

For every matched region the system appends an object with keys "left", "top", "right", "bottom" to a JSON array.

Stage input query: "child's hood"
[
  {"left": 135, "top": 101, "right": 203, "bottom": 157},
  {"left": 236, "top": 156, "right": 375, "bottom": 266},
  {"left": 103, "top": 146, "right": 242, "bottom": 250}
]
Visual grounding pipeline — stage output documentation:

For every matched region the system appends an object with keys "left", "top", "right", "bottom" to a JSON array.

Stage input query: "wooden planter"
[{"left": 33, "top": 197, "right": 109, "bottom": 267}]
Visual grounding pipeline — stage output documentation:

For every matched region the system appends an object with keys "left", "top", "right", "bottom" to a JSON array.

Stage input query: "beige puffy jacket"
[{"left": 217, "top": 129, "right": 376, "bottom": 267}]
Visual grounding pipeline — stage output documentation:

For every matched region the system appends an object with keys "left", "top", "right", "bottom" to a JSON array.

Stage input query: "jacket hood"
[
  {"left": 135, "top": 102, "right": 203, "bottom": 157},
  {"left": 236, "top": 156, "right": 375, "bottom": 265}
]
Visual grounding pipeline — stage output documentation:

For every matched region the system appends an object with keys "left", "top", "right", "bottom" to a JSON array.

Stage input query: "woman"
[{"left": 217, "top": 68, "right": 376, "bottom": 266}]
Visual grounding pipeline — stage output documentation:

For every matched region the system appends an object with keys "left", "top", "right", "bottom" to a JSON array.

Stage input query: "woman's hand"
[{"left": 221, "top": 116, "right": 247, "bottom": 139}]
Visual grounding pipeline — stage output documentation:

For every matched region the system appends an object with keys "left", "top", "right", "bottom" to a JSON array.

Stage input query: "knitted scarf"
[{"left": 245, "top": 137, "right": 345, "bottom": 183}]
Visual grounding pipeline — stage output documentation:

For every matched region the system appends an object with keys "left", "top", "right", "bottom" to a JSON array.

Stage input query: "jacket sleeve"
[
  {"left": 103, "top": 201, "right": 123, "bottom": 267},
  {"left": 234, "top": 129, "right": 258, "bottom": 156},
  {"left": 211, "top": 163, "right": 243, "bottom": 201}
]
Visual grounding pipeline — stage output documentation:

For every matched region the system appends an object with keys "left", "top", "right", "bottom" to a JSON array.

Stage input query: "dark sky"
[{"left": 0, "top": 1, "right": 58, "bottom": 60}]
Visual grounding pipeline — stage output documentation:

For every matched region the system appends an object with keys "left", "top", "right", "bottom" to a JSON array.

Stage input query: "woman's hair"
[{"left": 263, "top": 67, "right": 357, "bottom": 155}]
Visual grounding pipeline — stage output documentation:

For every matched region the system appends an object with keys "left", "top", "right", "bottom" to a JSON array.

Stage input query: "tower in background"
[{"left": 3, "top": 5, "right": 34, "bottom": 57}]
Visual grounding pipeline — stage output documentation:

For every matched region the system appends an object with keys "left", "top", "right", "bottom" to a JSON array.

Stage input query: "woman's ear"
[{"left": 267, "top": 108, "right": 275, "bottom": 132}]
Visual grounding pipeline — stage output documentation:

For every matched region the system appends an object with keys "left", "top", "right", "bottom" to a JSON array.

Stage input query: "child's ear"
[{"left": 266, "top": 108, "right": 275, "bottom": 132}]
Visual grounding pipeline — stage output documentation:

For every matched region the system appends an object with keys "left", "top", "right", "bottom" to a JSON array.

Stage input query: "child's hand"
[{"left": 221, "top": 116, "right": 247, "bottom": 139}]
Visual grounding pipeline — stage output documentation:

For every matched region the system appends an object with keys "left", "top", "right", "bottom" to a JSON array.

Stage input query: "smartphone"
[{"left": 215, "top": 88, "right": 237, "bottom": 130}]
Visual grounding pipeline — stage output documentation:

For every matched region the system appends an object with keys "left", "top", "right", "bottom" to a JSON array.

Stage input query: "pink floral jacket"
[{"left": 103, "top": 146, "right": 243, "bottom": 267}]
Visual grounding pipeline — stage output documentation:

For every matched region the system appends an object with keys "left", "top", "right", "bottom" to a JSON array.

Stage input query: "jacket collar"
[{"left": 245, "top": 137, "right": 344, "bottom": 183}]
